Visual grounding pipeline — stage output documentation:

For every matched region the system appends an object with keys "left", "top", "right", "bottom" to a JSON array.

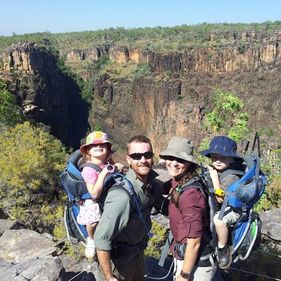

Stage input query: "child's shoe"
[
  {"left": 85, "top": 237, "right": 96, "bottom": 259},
  {"left": 217, "top": 245, "right": 232, "bottom": 269}
]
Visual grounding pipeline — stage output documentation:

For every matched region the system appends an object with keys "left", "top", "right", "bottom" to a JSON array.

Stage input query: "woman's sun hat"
[
  {"left": 200, "top": 136, "right": 243, "bottom": 160},
  {"left": 159, "top": 136, "right": 198, "bottom": 165},
  {"left": 80, "top": 131, "right": 112, "bottom": 155}
]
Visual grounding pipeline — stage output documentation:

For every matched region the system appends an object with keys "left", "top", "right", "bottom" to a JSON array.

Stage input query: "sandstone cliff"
[
  {"left": 0, "top": 30, "right": 281, "bottom": 154},
  {"left": 77, "top": 31, "right": 281, "bottom": 154}
]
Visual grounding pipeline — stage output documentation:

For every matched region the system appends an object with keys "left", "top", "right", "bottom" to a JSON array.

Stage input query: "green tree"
[
  {"left": 198, "top": 89, "right": 250, "bottom": 163},
  {"left": 0, "top": 122, "right": 67, "bottom": 233},
  {"left": 0, "top": 80, "right": 23, "bottom": 127},
  {"left": 204, "top": 89, "right": 249, "bottom": 142}
]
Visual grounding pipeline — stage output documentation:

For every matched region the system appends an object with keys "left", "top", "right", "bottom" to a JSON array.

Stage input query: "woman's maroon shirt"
[{"left": 167, "top": 178, "right": 209, "bottom": 244}]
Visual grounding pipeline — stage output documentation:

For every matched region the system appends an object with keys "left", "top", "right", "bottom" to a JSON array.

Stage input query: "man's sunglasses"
[
  {"left": 162, "top": 156, "right": 187, "bottom": 164},
  {"left": 129, "top": 151, "right": 154, "bottom": 160}
]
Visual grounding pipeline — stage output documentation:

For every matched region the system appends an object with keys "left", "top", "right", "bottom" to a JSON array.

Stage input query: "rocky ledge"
[{"left": 0, "top": 208, "right": 280, "bottom": 281}]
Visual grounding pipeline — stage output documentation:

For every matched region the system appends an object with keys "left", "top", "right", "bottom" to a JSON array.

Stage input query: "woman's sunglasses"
[
  {"left": 162, "top": 156, "right": 187, "bottom": 164},
  {"left": 128, "top": 151, "right": 154, "bottom": 160}
]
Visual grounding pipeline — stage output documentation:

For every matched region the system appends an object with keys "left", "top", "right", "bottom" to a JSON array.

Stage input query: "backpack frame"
[
  {"left": 159, "top": 133, "right": 266, "bottom": 268},
  {"left": 205, "top": 133, "right": 266, "bottom": 264},
  {"left": 61, "top": 150, "right": 152, "bottom": 244}
]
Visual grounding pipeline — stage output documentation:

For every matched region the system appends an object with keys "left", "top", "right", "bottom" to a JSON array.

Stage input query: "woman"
[{"left": 160, "top": 136, "right": 217, "bottom": 281}]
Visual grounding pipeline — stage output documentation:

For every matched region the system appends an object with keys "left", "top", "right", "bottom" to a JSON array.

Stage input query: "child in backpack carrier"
[
  {"left": 77, "top": 131, "right": 119, "bottom": 259},
  {"left": 200, "top": 136, "right": 244, "bottom": 269}
]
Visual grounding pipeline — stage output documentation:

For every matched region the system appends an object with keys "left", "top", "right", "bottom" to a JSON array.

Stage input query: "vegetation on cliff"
[
  {"left": 1, "top": 21, "right": 281, "bottom": 52},
  {"left": 0, "top": 80, "right": 23, "bottom": 128},
  {"left": 203, "top": 89, "right": 249, "bottom": 141}
]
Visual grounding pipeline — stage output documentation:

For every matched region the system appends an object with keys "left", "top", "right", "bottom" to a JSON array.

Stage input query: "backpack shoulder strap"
[
  {"left": 104, "top": 174, "right": 153, "bottom": 238},
  {"left": 80, "top": 162, "right": 102, "bottom": 173},
  {"left": 122, "top": 176, "right": 153, "bottom": 238},
  {"left": 218, "top": 169, "right": 245, "bottom": 221},
  {"left": 180, "top": 177, "right": 207, "bottom": 199},
  {"left": 158, "top": 230, "right": 174, "bottom": 267}
]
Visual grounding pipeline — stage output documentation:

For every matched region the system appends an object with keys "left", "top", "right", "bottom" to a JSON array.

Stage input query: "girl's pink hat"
[{"left": 80, "top": 131, "right": 112, "bottom": 155}]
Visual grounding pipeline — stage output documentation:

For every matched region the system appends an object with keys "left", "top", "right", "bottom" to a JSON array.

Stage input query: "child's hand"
[
  {"left": 215, "top": 195, "right": 224, "bottom": 204},
  {"left": 214, "top": 187, "right": 225, "bottom": 203},
  {"left": 101, "top": 165, "right": 113, "bottom": 175},
  {"left": 114, "top": 163, "right": 124, "bottom": 173},
  {"left": 206, "top": 165, "right": 218, "bottom": 178}
]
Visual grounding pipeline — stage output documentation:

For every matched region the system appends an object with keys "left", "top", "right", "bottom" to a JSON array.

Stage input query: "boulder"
[
  {"left": 260, "top": 208, "right": 281, "bottom": 241},
  {"left": 0, "top": 256, "right": 63, "bottom": 281},
  {"left": 0, "top": 228, "right": 63, "bottom": 280},
  {"left": 0, "top": 219, "right": 18, "bottom": 236},
  {"left": 0, "top": 229, "right": 56, "bottom": 262}
]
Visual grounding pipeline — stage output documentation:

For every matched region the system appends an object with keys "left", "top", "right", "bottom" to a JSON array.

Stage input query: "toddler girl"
[{"left": 77, "top": 131, "right": 116, "bottom": 259}]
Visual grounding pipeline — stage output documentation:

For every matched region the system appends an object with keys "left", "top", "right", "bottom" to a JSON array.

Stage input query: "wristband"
[
  {"left": 180, "top": 270, "right": 190, "bottom": 279},
  {"left": 214, "top": 188, "right": 225, "bottom": 196}
]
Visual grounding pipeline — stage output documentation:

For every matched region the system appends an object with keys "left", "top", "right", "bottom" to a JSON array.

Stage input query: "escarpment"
[
  {"left": 82, "top": 31, "right": 281, "bottom": 153},
  {"left": 0, "top": 29, "right": 281, "bottom": 152}
]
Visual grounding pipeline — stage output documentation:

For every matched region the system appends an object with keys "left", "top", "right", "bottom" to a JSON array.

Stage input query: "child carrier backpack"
[
  {"left": 158, "top": 133, "right": 266, "bottom": 270},
  {"left": 217, "top": 133, "right": 266, "bottom": 263},
  {"left": 60, "top": 150, "right": 152, "bottom": 245}
]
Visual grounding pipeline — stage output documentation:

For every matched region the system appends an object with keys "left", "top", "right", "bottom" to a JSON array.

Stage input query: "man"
[{"left": 94, "top": 135, "right": 168, "bottom": 281}]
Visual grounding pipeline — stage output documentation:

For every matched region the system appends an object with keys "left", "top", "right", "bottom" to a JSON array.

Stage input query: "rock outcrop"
[
  {"left": 259, "top": 208, "right": 281, "bottom": 244},
  {"left": 0, "top": 225, "right": 63, "bottom": 281},
  {"left": 0, "top": 219, "right": 100, "bottom": 281}
]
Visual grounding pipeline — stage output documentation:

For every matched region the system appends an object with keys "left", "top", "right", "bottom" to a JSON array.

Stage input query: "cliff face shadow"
[
  {"left": 63, "top": 75, "right": 89, "bottom": 149},
  {"left": 1, "top": 43, "right": 90, "bottom": 150}
]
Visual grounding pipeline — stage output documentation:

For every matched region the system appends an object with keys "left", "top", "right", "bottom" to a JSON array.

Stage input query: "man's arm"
[
  {"left": 94, "top": 188, "right": 130, "bottom": 279},
  {"left": 96, "top": 250, "right": 118, "bottom": 281}
]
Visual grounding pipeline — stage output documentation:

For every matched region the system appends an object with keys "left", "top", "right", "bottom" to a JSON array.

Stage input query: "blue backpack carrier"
[
  {"left": 217, "top": 133, "right": 266, "bottom": 263},
  {"left": 158, "top": 133, "right": 266, "bottom": 272},
  {"left": 60, "top": 150, "right": 152, "bottom": 244}
]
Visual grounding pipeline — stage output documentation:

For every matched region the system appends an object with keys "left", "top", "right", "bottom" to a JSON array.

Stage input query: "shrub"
[
  {"left": 0, "top": 122, "right": 67, "bottom": 233},
  {"left": 145, "top": 221, "right": 168, "bottom": 258},
  {"left": 204, "top": 89, "right": 250, "bottom": 142},
  {"left": 133, "top": 63, "right": 151, "bottom": 79},
  {"left": 0, "top": 79, "right": 23, "bottom": 127}
]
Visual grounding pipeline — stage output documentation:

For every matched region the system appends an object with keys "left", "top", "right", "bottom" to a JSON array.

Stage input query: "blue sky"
[{"left": 1, "top": 0, "right": 281, "bottom": 36}]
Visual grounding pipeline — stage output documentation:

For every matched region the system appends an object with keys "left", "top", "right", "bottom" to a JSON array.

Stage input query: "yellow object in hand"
[{"left": 214, "top": 189, "right": 225, "bottom": 197}]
